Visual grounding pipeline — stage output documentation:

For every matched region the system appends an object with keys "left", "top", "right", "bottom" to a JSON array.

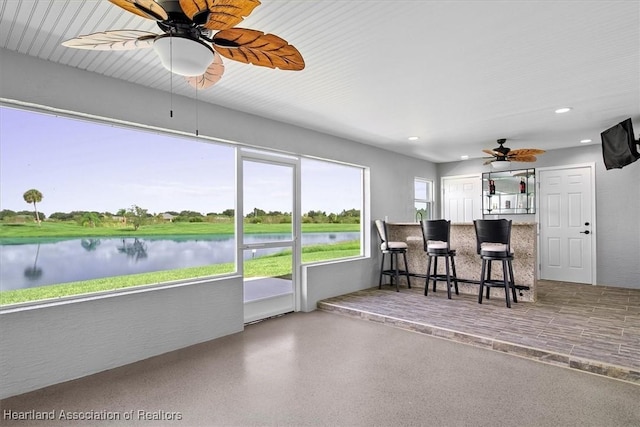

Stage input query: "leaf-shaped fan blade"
[
  {"left": 180, "top": 0, "right": 261, "bottom": 30},
  {"left": 508, "top": 148, "right": 546, "bottom": 157},
  {"left": 62, "top": 30, "right": 157, "bottom": 50},
  {"left": 482, "top": 149, "right": 500, "bottom": 156},
  {"left": 509, "top": 155, "right": 538, "bottom": 162},
  {"left": 483, "top": 159, "right": 496, "bottom": 165},
  {"left": 213, "top": 28, "right": 305, "bottom": 70},
  {"left": 109, "top": 0, "right": 168, "bottom": 21},
  {"left": 185, "top": 54, "right": 225, "bottom": 89}
]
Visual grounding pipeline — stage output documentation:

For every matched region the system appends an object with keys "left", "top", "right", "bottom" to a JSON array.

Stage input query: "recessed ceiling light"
[
  {"left": 555, "top": 107, "right": 572, "bottom": 114},
  {"left": 460, "top": 155, "right": 469, "bottom": 160},
  {"left": 580, "top": 139, "right": 592, "bottom": 144},
  {"left": 408, "top": 136, "right": 419, "bottom": 141}
]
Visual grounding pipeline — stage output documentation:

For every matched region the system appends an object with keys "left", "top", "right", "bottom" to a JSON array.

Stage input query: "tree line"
[
  {"left": 3, "top": 189, "right": 360, "bottom": 227},
  {"left": 1, "top": 207, "right": 360, "bottom": 225}
]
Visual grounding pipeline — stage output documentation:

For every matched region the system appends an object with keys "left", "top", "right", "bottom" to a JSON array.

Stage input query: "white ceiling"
[{"left": 1, "top": 0, "right": 639, "bottom": 163}]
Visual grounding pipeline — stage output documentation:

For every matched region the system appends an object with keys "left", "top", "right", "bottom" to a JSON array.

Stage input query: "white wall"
[
  {"left": 437, "top": 144, "right": 640, "bottom": 288},
  {"left": 0, "top": 48, "right": 438, "bottom": 398},
  {"left": 0, "top": 278, "right": 244, "bottom": 399},
  {"left": 301, "top": 258, "right": 378, "bottom": 312}
]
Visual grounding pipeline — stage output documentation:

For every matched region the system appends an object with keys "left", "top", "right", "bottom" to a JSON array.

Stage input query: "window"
[
  {"left": 0, "top": 106, "right": 367, "bottom": 306},
  {"left": 414, "top": 178, "right": 433, "bottom": 220},
  {"left": 300, "top": 158, "right": 364, "bottom": 263},
  {"left": 0, "top": 106, "right": 235, "bottom": 305}
]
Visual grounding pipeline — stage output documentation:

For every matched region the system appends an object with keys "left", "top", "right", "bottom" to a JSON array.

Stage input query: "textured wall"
[{"left": 0, "top": 279, "right": 244, "bottom": 399}]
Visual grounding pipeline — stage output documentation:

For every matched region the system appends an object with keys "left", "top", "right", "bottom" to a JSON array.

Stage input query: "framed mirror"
[{"left": 482, "top": 168, "right": 535, "bottom": 215}]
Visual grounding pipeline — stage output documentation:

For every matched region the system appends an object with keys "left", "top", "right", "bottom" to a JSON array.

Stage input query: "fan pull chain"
[
  {"left": 169, "top": 32, "right": 173, "bottom": 118},
  {"left": 195, "top": 83, "right": 199, "bottom": 136}
]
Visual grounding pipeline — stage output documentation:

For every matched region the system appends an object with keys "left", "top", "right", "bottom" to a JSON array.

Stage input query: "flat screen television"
[{"left": 600, "top": 118, "right": 640, "bottom": 170}]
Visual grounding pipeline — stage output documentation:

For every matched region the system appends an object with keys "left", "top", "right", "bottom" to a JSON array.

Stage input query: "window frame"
[
  {"left": 0, "top": 103, "right": 369, "bottom": 308},
  {"left": 414, "top": 177, "right": 434, "bottom": 221},
  {"left": 300, "top": 156, "right": 366, "bottom": 264}
]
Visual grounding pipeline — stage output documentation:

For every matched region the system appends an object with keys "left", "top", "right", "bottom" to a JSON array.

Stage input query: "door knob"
[{"left": 580, "top": 230, "right": 590, "bottom": 235}]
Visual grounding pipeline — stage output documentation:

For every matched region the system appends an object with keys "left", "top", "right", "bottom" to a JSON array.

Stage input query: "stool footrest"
[
  {"left": 427, "top": 274, "right": 457, "bottom": 282},
  {"left": 381, "top": 269, "right": 410, "bottom": 275},
  {"left": 378, "top": 249, "right": 412, "bottom": 292}
]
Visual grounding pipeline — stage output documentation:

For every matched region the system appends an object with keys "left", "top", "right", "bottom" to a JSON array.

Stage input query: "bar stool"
[
  {"left": 473, "top": 219, "right": 518, "bottom": 308},
  {"left": 420, "top": 219, "right": 458, "bottom": 299},
  {"left": 374, "top": 219, "right": 411, "bottom": 292}
]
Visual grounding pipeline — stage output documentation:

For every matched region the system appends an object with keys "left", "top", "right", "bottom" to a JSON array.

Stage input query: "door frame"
[
  {"left": 236, "top": 149, "right": 302, "bottom": 320},
  {"left": 535, "top": 162, "right": 597, "bottom": 285}
]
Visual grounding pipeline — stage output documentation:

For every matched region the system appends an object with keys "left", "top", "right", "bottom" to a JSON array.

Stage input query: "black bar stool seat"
[
  {"left": 474, "top": 219, "right": 518, "bottom": 308},
  {"left": 420, "top": 219, "right": 458, "bottom": 299},
  {"left": 375, "top": 219, "right": 411, "bottom": 292}
]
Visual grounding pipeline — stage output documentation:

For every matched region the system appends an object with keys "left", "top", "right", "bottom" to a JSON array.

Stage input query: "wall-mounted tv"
[{"left": 600, "top": 118, "right": 640, "bottom": 170}]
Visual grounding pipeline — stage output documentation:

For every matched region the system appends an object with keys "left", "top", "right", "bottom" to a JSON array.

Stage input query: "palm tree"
[
  {"left": 23, "top": 188, "right": 43, "bottom": 225},
  {"left": 80, "top": 211, "right": 101, "bottom": 228}
]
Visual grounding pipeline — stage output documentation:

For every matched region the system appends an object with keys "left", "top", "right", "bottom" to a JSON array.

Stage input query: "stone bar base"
[{"left": 385, "top": 222, "right": 537, "bottom": 302}]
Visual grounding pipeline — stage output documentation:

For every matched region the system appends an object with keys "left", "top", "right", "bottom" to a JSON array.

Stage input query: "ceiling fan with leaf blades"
[
  {"left": 482, "top": 139, "right": 545, "bottom": 170},
  {"left": 62, "top": 0, "right": 305, "bottom": 89}
]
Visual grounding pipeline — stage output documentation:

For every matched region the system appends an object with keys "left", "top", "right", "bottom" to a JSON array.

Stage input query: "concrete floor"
[
  {"left": 1, "top": 310, "right": 639, "bottom": 426},
  {"left": 244, "top": 277, "right": 292, "bottom": 302}
]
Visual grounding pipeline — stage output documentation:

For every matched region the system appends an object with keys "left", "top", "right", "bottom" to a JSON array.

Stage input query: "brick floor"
[{"left": 318, "top": 280, "right": 640, "bottom": 384}]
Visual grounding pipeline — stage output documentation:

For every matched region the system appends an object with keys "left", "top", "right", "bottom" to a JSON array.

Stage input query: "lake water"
[{"left": 0, "top": 232, "right": 359, "bottom": 291}]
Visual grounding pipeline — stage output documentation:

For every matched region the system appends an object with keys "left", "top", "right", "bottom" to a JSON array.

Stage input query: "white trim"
[
  {"left": 236, "top": 150, "right": 244, "bottom": 278},
  {"left": 535, "top": 162, "right": 597, "bottom": 285},
  {"left": 294, "top": 156, "right": 302, "bottom": 312},
  {"left": 413, "top": 177, "right": 434, "bottom": 220},
  {"left": 0, "top": 274, "right": 240, "bottom": 314},
  {"left": 238, "top": 152, "right": 300, "bottom": 321},
  {"left": 362, "top": 167, "right": 372, "bottom": 258}
]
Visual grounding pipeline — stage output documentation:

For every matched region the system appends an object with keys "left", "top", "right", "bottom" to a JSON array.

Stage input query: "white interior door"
[
  {"left": 538, "top": 165, "right": 595, "bottom": 284},
  {"left": 442, "top": 175, "right": 482, "bottom": 222}
]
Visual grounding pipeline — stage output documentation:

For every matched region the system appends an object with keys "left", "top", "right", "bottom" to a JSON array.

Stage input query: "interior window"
[{"left": 414, "top": 178, "right": 433, "bottom": 221}]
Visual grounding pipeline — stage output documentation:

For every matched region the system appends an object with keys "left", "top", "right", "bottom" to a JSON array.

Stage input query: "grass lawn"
[
  {"left": 0, "top": 240, "right": 361, "bottom": 306},
  {"left": 0, "top": 221, "right": 360, "bottom": 241}
]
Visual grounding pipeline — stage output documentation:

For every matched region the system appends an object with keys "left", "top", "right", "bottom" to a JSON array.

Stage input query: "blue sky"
[{"left": 0, "top": 106, "right": 362, "bottom": 215}]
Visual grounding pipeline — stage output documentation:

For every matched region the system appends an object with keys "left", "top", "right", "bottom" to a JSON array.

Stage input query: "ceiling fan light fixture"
[
  {"left": 491, "top": 160, "right": 511, "bottom": 170},
  {"left": 153, "top": 35, "right": 213, "bottom": 77}
]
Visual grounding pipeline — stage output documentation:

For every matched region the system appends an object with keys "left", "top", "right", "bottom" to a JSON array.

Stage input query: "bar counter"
[{"left": 386, "top": 222, "right": 537, "bottom": 302}]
